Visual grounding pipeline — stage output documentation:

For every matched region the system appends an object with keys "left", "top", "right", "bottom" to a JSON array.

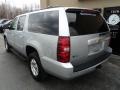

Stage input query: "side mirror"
[
  {"left": 3, "top": 25, "right": 10, "bottom": 29},
  {"left": 7, "top": 25, "right": 14, "bottom": 30},
  {"left": 7, "top": 25, "right": 11, "bottom": 29}
]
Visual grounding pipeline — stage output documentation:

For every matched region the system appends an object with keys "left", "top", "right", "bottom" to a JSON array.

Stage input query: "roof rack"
[
  {"left": 27, "top": 6, "right": 62, "bottom": 13},
  {"left": 47, "top": 6, "right": 62, "bottom": 8}
]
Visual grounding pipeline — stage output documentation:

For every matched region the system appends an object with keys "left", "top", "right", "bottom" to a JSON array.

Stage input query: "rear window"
[
  {"left": 28, "top": 10, "right": 59, "bottom": 35},
  {"left": 66, "top": 9, "right": 109, "bottom": 36}
]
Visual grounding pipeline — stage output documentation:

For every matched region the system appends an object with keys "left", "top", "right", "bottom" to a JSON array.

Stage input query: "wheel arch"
[
  {"left": 3, "top": 35, "right": 6, "bottom": 40},
  {"left": 26, "top": 45, "right": 39, "bottom": 57}
]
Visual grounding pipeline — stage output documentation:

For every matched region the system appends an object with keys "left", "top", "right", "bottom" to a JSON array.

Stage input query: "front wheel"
[
  {"left": 29, "top": 52, "right": 47, "bottom": 81},
  {"left": 4, "top": 38, "right": 11, "bottom": 52}
]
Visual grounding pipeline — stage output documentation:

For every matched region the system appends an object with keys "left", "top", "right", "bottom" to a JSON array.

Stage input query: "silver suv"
[{"left": 4, "top": 7, "right": 112, "bottom": 81}]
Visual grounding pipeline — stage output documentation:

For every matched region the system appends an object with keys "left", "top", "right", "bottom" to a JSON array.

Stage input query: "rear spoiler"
[{"left": 66, "top": 9, "right": 100, "bottom": 14}]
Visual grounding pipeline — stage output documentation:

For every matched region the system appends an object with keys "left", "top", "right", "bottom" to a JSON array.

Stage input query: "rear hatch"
[{"left": 66, "top": 9, "right": 111, "bottom": 67}]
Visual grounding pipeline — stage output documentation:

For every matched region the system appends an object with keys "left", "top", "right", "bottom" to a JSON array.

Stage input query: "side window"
[
  {"left": 10, "top": 18, "right": 18, "bottom": 30},
  {"left": 28, "top": 11, "right": 59, "bottom": 35},
  {"left": 17, "top": 15, "right": 26, "bottom": 31}
]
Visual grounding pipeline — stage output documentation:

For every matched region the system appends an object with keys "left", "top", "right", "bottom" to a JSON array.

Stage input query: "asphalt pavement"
[{"left": 0, "top": 34, "right": 120, "bottom": 90}]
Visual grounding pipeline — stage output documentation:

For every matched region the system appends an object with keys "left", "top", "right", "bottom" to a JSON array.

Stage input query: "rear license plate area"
[{"left": 88, "top": 42, "right": 103, "bottom": 55}]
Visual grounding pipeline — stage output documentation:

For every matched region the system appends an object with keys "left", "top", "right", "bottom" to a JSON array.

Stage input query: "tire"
[
  {"left": 29, "top": 52, "right": 47, "bottom": 81},
  {"left": 4, "top": 38, "right": 11, "bottom": 52}
]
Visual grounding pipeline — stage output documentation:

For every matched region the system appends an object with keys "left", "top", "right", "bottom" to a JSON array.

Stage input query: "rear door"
[
  {"left": 66, "top": 9, "right": 110, "bottom": 65},
  {"left": 14, "top": 15, "right": 26, "bottom": 54},
  {"left": 6, "top": 17, "right": 18, "bottom": 47}
]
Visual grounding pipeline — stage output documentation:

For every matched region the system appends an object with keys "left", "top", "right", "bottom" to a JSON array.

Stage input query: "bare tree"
[{"left": 0, "top": 3, "right": 40, "bottom": 19}]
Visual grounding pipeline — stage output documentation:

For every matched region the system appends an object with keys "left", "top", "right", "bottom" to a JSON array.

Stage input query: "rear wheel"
[{"left": 29, "top": 52, "right": 47, "bottom": 81}]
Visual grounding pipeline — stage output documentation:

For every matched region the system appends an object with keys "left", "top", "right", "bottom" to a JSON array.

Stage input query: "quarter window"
[{"left": 28, "top": 11, "right": 59, "bottom": 35}]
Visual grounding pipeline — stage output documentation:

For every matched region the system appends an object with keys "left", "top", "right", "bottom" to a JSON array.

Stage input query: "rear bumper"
[
  {"left": 73, "top": 52, "right": 111, "bottom": 72},
  {"left": 41, "top": 47, "right": 112, "bottom": 80}
]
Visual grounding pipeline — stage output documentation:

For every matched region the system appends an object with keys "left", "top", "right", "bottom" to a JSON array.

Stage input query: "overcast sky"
[{"left": 0, "top": 0, "right": 40, "bottom": 8}]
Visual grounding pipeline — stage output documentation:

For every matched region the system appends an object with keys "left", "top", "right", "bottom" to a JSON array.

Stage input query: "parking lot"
[{"left": 0, "top": 34, "right": 120, "bottom": 90}]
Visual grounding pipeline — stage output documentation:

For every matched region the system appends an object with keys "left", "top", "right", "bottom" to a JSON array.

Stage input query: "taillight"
[{"left": 57, "top": 36, "right": 70, "bottom": 63}]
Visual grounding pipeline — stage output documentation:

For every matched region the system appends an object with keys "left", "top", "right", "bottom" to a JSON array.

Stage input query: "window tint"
[
  {"left": 28, "top": 11, "right": 59, "bottom": 35},
  {"left": 17, "top": 15, "right": 26, "bottom": 31},
  {"left": 66, "top": 9, "right": 109, "bottom": 36},
  {"left": 10, "top": 18, "right": 18, "bottom": 30}
]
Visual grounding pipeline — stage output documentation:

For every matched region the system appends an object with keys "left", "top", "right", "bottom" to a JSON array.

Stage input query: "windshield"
[{"left": 66, "top": 9, "right": 109, "bottom": 36}]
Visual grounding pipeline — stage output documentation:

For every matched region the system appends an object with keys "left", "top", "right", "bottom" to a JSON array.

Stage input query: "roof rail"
[
  {"left": 47, "top": 6, "right": 62, "bottom": 8},
  {"left": 28, "top": 6, "right": 62, "bottom": 12}
]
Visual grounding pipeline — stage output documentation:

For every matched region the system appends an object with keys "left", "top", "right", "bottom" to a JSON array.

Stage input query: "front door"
[{"left": 6, "top": 17, "right": 18, "bottom": 47}]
